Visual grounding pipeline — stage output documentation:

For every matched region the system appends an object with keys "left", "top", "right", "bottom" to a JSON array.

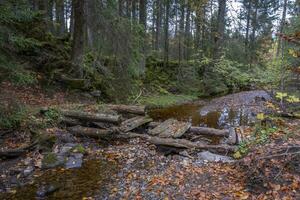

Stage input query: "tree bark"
[
  {"left": 189, "top": 126, "right": 229, "bottom": 137},
  {"left": 139, "top": 0, "right": 147, "bottom": 29},
  {"left": 67, "top": 126, "right": 114, "bottom": 139},
  {"left": 106, "top": 104, "right": 146, "bottom": 115},
  {"left": 61, "top": 110, "right": 121, "bottom": 124},
  {"left": 164, "top": 0, "right": 170, "bottom": 66},
  {"left": 213, "top": 0, "right": 226, "bottom": 59},
  {"left": 55, "top": 0, "right": 65, "bottom": 36},
  {"left": 71, "top": 0, "right": 85, "bottom": 77},
  {"left": 155, "top": 0, "right": 163, "bottom": 51},
  {"left": 276, "top": 0, "right": 288, "bottom": 57},
  {"left": 245, "top": 0, "right": 252, "bottom": 61}
]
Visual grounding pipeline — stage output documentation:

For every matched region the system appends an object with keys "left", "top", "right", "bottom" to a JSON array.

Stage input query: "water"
[
  {"left": 149, "top": 103, "right": 253, "bottom": 129},
  {"left": 1, "top": 159, "right": 117, "bottom": 200}
]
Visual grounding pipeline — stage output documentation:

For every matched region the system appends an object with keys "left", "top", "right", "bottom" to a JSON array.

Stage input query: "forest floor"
[{"left": 0, "top": 81, "right": 300, "bottom": 200}]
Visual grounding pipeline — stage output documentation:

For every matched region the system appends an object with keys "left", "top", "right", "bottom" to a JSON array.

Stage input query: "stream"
[
  {"left": 0, "top": 90, "right": 272, "bottom": 199},
  {"left": 149, "top": 90, "right": 271, "bottom": 129}
]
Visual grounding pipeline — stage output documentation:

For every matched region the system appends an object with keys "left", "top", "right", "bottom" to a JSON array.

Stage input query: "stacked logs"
[{"left": 52, "top": 104, "right": 240, "bottom": 153}]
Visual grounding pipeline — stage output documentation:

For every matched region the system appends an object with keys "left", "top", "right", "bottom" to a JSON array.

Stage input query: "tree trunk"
[
  {"left": 71, "top": 0, "right": 85, "bottom": 77},
  {"left": 245, "top": 0, "right": 251, "bottom": 61},
  {"left": 276, "top": 0, "right": 288, "bottom": 57},
  {"left": 213, "top": 0, "right": 226, "bottom": 59},
  {"left": 155, "top": 0, "right": 162, "bottom": 51},
  {"left": 249, "top": 0, "right": 258, "bottom": 68},
  {"left": 164, "top": 0, "right": 170, "bottom": 66},
  {"left": 139, "top": 0, "right": 147, "bottom": 29},
  {"left": 55, "top": 0, "right": 65, "bottom": 36},
  {"left": 132, "top": 0, "right": 137, "bottom": 21},
  {"left": 184, "top": 2, "right": 191, "bottom": 60},
  {"left": 178, "top": 1, "right": 185, "bottom": 63}
]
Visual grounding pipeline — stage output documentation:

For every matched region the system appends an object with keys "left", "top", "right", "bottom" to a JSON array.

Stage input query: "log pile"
[{"left": 50, "top": 104, "right": 240, "bottom": 154}]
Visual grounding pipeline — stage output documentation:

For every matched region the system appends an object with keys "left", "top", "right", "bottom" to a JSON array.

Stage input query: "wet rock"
[
  {"left": 42, "top": 153, "right": 64, "bottom": 169},
  {"left": 65, "top": 153, "right": 83, "bottom": 169},
  {"left": 60, "top": 143, "right": 77, "bottom": 154},
  {"left": 23, "top": 166, "right": 34, "bottom": 176},
  {"left": 57, "top": 133, "right": 77, "bottom": 143},
  {"left": 196, "top": 151, "right": 234, "bottom": 163},
  {"left": 226, "top": 127, "right": 237, "bottom": 145},
  {"left": 36, "top": 184, "right": 59, "bottom": 197}
]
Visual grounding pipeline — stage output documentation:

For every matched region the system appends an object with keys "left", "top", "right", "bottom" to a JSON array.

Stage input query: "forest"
[{"left": 0, "top": 0, "right": 299, "bottom": 199}]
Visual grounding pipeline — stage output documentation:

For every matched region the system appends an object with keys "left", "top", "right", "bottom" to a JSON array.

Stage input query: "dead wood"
[
  {"left": 67, "top": 125, "right": 115, "bottom": 139},
  {"left": 106, "top": 104, "right": 146, "bottom": 115},
  {"left": 120, "top": 116, "right": 153, "bottom": 132},
  {"left": 61, "top": 110, "right": 121, "bottom": 124}
]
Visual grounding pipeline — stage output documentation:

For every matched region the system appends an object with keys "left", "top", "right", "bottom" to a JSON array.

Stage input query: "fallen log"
[
  {"left": 120, "top": 116, "right": 153, "bottom": 132},
  {"left": 189, "top": 127, "right": 229, "bottom": 137},
  {"left": 106, "top": 104, "right": 146, "bottom": 115},
  {"left": 67, "top": 126, "right": 115, "bottom": 139},
  {"left": 60, "top": 117, "right": 84, "bottom": 127},
  {"left": 148, "top": 122, "right": 229, "bottom": 137},
  {"left": 62, "top": 110, "right": 121, "bottom": 124},
  {"left": 149, "top": 119, "right": 191, "bottom": 138},
  {"left": 0, "top": 141, "right": 38, "bottom": 159},
  {"left": 148, "top": 137, "right": 237, "bottom": 153},
  {"left": 67, "top": 126, "right": 237, "bottom": 153},
  {"left": 276, "top": 112, "right": 300, "bottom": 119}
]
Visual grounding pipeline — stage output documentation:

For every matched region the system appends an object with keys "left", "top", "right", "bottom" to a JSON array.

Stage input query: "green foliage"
[
  {"left": 72, "top": 145, "right": 86, "bottom": 154},
  {"left": 9, "top": 35, "right": 42, "bottom": 52},
  {"left": 0, "top": 101, "right": 27, "bottom": 129},
  {"left": 0, "top": 53, "right": 37, "bottom": 85},
  {"left": 139, "top": 94, "right": 197, "bottom": 108},
  {"left": 43, "top": 108, "right": 61, "bottom": 123}
]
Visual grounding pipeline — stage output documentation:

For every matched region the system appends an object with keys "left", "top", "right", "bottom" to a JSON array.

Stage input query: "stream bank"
[{"left": 1, "top": 88, "right": 299, "bottom": 199}]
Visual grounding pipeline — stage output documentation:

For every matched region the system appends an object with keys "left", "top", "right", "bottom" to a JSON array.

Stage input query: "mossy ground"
[{"left": 138, "top": 94, "right": 198, "bottom": 109}]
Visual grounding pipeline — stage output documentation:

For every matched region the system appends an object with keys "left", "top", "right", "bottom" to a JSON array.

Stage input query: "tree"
[
  {"left": 139, "top": 0, "right": 147, "bottom": 29},
  {"left": 56, "top": 0, "right": 65, "bottom": 36},
  {"left": 214, "top": 0, "right": 226, "bottom": 59},
  {"left": 276, "top": 0, "right": 288, "bottom": 57},
  {"left": 71, "top": 0, "right": 85, "bottom": 77},
  {"left": 164, "top": 0, "right": 170, "bottom": 65}
]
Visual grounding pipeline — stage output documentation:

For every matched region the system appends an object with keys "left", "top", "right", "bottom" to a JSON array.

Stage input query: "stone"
[
  {"left": 197, "top": 151, "right": 234, "bottom": 163},
  {"left": 36, "top": 184, "right": 59, "bottom": 197},
  {"left": 65, "top": 153, "right": 83, "bottom": 169},
  {"left": 42, "top": 153, "right": 64, "bottom": 169},
  {"left": 23, "top": 166, "right": 34, "bottom": 176}
]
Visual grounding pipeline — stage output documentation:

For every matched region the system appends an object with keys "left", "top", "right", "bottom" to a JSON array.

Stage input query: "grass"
[{"left": 138, "top": 94, "right": 198, "bottom": 108}]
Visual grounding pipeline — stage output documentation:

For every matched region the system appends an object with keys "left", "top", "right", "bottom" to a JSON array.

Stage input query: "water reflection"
[{"left": 149, "top": 103, "right": 253, "bottom": 129}]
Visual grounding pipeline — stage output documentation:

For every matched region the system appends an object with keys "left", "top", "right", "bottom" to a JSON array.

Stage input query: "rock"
[
  {"left": 60, "top": 143, "right": 77, "bottom": 155},
  {"left": 23, "top": 166, "right": 34, "bottom": 176},
  {"left": 65, "top": 153, "right": 83, "bottom": 169},
  {"left": 42, "top": 153, "right": 64, "bottom": 169},
  {"left": 197, "top": 151, "right": 234, "bottom": 163},
  {"left": 36, "top": 184, "right": 59, "bottom": 197},
  {"left": 226, "top": 127, "right": 237, "bottom": 145},
  {"left": 90, "top": 90, "right": 101, "bottom": 97}
]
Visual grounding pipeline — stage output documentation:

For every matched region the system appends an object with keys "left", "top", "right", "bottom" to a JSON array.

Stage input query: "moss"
[
  {"left": 42, "top": 153, "right": 58, "bottom": 166},
  {"left": 139, "top": 94, "right": 198, "bottom": 109},
  {"left": 71, "top": 145, "right": 86, "bottom": 154}
]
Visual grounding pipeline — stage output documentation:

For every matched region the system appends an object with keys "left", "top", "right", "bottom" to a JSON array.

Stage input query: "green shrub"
[
  {"left": 0, "top": 101, "right": 27, "bottom": 129},
  {"left": 0, "top": 53, "right": 37, "bottom": 86}
]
